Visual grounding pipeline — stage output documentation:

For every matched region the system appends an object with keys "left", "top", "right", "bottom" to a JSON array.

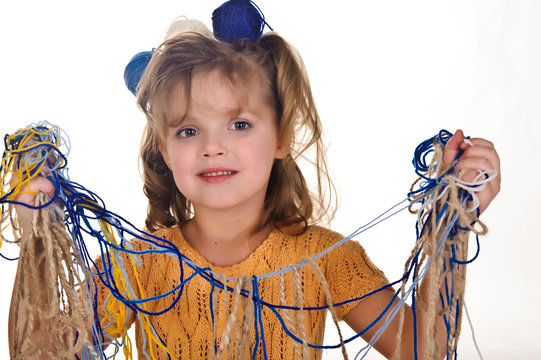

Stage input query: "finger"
[
  {"left": 15, "top": 177, "right": 56, "bottom": 206},
  {"left": 454, "top": 157, "right": 496, "bottom": 176},
  {"left": 459, "top": 145, "right": 501, "bottom": 171},
  {"left": 13, "top": 177, "right": 57, "bottom": 234},
  {"left": 466, "top": 137, "right": 495, "bottom": 149},
  {"left": 454, "top": 158, "right": 501, "bottom": 195},
  {"left": 443, "top": 129, "right": 465, "bottom": 168}
]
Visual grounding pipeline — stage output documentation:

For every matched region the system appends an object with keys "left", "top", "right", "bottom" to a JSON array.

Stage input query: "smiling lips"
[{"left": 198, "top": 169, "right": 238, "bottom": 183}]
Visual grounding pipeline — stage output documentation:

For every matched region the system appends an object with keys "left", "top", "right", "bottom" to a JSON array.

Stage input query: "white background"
[{"left": 0, "top": 1, "right": 539, "bottom": 359}]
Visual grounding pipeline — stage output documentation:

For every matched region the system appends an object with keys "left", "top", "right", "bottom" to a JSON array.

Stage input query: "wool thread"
[
  {"left": 11, "top": 193, "right": 95, "bottom": 359},
  {"left": 303, "top": 256, "right": 349, "bottom": 360},
  {"left": 1, "top": 123, "right": 496, "bottom": 359}
]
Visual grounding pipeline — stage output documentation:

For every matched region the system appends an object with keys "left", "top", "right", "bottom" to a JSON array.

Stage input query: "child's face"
[{"left": 159, "top": 68, "right": 284, "bottom": 214}]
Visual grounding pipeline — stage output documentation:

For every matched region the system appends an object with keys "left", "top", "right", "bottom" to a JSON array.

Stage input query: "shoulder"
[
  {"left": 274, "top": 225, "right": 369, "bottom": 264},
  {"left": 129, "top": 226, "right": 183, "bottom": 251},
  {"left": 297, "top": 225, "right": 358, "bottom": 255},
  {"left": 283, "top": 225, "right": 389, "bottom": 319},
  {"left": 278, "top": 225, "right": 344, "bottom": 249},
  {"left": 307, "top": 225, "right": 344, "bottom": 241},
  {"left": 301, "top": 226, "right": 386, "bottom": 280},
  {"left": 123, "top": 226, "right": 182, "bottom": 272},
  {"left": 150, "top": 225, "right": 181, "bottom": 242}
]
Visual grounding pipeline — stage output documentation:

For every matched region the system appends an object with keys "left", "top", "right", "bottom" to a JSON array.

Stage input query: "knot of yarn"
[
  {"left": 212, "top": 0, "right": 271, "bottom": 43},
  {"left": 412, "top": 130, "right": 452, "bottom": 177},
  {"left": 408, "top": 130, "right": 454, "bottom": 198},
  {"left": 123, "top": 50, "right": 154, "bottom": 96}
]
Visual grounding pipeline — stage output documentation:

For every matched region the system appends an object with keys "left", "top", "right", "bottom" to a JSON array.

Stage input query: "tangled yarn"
[{"left": 1, "top": 123, "right": 496, "bottom": 359}]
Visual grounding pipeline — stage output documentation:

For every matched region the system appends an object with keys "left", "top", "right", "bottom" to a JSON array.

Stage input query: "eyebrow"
[
  {"left": 175, "top": 104, "right": 244, "bottom": 125},
  {"left": 164, "top": 114, "right": 187, "bottom": 129},
  {"left": 163, "top": 99, "right": 190, "bottom": 128}
]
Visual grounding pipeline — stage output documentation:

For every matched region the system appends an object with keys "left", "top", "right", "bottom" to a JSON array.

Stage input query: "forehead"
[
  {"left": 163, "top": 63, "right": 274, "bottom": 127},
  {"left": 190, "top": 69, "right": 242, "bottom": 115}
]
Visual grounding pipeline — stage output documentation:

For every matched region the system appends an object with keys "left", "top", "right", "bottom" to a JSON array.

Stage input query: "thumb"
[{"left": 443, "top": 129, "right": 465, "bottom": 169}]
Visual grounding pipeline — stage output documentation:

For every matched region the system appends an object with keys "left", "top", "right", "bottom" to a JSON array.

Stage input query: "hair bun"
[
  {"left": 124, "top": 50, "right": 153, "bottom": 96},
  {"left": 212, "top": 0, "right": 271, "bottom": 43}
]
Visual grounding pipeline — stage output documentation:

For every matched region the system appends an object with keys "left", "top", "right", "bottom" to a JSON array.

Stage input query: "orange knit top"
[{"left": 95, "top": 225, "right": 388, "bottom": 359}]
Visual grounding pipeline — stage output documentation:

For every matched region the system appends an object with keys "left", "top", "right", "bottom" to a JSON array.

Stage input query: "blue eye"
[
  {"left": 178, "top": 128, "right": 198, "bottom": 137},
  {"left": 230, "top": 121, "right": 251, "bottom": 131}
]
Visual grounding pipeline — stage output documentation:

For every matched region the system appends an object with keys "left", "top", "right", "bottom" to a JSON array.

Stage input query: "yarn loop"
[{"left": 1, "top": 122, "right": 493, "bottom": 359}]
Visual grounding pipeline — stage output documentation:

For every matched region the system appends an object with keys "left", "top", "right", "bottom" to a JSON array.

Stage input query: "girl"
[{"left": 8, "top": 7, "right": 500, "bottom": 360}]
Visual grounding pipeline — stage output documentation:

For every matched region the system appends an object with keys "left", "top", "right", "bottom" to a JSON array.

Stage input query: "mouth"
[{"left": 198, "top": 170, "right": 237, "bottom": 177}]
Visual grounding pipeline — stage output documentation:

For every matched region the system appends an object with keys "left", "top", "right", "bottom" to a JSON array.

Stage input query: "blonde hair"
[{"left": 137, "top": 31, "right": 336, "bottom": 234}]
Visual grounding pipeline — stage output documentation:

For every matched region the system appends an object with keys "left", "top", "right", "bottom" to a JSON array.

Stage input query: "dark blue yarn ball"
[
  {"left": 124, "top": 50, "right": 154, "bottom": 96},
  {"left": 212, "top": 0, "right": 265, "bottom": 42}
]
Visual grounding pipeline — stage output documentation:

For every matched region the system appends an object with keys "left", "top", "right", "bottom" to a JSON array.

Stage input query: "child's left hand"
[{"left": 443, "top": 129, "right": 501, "bottom": 214}]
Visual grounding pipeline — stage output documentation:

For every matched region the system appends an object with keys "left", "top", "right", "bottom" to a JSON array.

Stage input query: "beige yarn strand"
[
  {"left": 11, "top": 193, "right": 95, "bottom": 359},
  {"left": 405, "top": 140, "right": 484, "bottom": 359},
  {"left": 237, "top": 277, "right": 254, "bottom": 360},
  {"left": 303, "top": 257, "right": 349, "bottom": 360},
  {"left": 217, "top": 276, "right": 244, "bottom": 359},
  {"left": 280, "top": 268, "right": 302, "bottom": 359},
  {"left": 292, "top": 265, "right": 309, "bottom": 360}
]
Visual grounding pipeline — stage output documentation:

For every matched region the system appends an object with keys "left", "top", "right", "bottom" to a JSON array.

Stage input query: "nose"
[
  {"left": 203, "top": 150, "right": 225, "bottom": 157},
  {"left": 202, "top": 133, "right": 227, "bottom": 158}
]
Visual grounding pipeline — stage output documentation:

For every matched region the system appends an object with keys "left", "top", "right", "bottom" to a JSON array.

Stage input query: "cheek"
[
  {"left": 244, "top": 138, "right": 278, "bottom": 169},
  {"left": 168, "top": 152, "right": 195, "bottom": 186}
]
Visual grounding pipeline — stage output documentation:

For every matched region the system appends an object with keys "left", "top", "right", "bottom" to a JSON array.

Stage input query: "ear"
[
  {"left": 158, "top": 142, "right": 172, "bottom": 169},
  {"left": 274, "top": 136, "right": 289, "bottom": 159},
  {"left": 274, "top": 145, "right": 287, "bottom": 159}
]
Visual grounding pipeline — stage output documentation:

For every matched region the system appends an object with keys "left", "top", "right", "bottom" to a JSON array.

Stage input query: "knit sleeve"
[
  {"left": 325, "top": 237, "right": 389, "bottom": 321},
  {"left": 92, "top": 238, "right": 153, "bottom": 339}
]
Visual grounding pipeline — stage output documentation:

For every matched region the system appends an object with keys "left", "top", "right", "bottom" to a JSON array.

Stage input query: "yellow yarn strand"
[
  {"left": 98, "top": 220, "right": 176, "bottom": 360},
  {"left": 1, "top": 124, "right": 65, "bottom": 246}
]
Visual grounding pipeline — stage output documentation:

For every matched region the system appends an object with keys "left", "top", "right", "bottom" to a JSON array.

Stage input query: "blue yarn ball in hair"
[
  {"left": 124, "top": 50, "right": 154, "bottom": 96},
  {"left": 212, "top": 0, "right": 266, "bottom": 42}
]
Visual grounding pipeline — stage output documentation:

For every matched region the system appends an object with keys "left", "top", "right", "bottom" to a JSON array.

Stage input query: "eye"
[
  {"left": 177, "top": 128, "right": 199, "bottom": 138},
  {"left": 229, "top": 121, "right": 251, "bottom": 131}
]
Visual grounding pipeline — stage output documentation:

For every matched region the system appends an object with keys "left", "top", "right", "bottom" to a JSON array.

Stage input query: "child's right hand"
[{"left": 14, "top": 176, "right": 56, "bottom": 234}]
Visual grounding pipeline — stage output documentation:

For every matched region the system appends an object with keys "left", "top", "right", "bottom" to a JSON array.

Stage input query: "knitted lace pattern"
[{"left": 95, "top": 225, "right": 388, "bottom": 359}]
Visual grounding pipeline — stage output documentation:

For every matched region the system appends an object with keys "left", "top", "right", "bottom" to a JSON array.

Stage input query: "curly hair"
[{"left": 136, "top": 31, "right": 336, "bottom": 235}]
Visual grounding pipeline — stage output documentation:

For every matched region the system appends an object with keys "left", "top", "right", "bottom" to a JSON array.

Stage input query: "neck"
[
  {"left": 181, "top": 202, "right": 273, "bottom": 266},
  {"left": 190, "top": 206, "right": 264, "bottom": 243},
  {"left": 182, "top": 200, "right": 272, "bottom": 249}
]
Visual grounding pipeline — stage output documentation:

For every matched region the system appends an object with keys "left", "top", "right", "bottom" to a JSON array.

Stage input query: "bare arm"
[
  {"left": 343, "top": 242, "right": 466, "bottom": 359},
  {"left": 344, "top": 130, "right": 501, "bottom": 359}
]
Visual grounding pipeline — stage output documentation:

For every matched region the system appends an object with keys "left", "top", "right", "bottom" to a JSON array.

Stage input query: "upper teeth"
[{"left": 201, "top": 171, "right": 234, "bottom": 177}]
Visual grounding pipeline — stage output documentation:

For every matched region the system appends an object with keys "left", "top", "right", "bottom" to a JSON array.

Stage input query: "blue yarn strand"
[{"left": 0, "top": 124, "right": 482, "bottom": 358}]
